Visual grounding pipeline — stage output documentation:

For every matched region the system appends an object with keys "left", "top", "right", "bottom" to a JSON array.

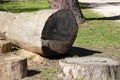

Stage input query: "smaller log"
[
  {"left": 0, "top": 56, "right": 27, "bottom": 80},
  {"left": 58, "top": 56, "right": 120, "bottom": 80},
  {"left": 0, "top": 40, "right": 12, "bottom": 54}
]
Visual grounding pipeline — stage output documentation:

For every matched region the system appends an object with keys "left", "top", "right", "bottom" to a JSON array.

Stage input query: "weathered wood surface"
[
  {"left": 58, "top": 56, "right": 120, "bottom": 80},
  {"left": 0, "top": 40, "right": 12, "bottom": 53},
  {"left": 50, "top": 0, "right": 85, "bottom": 24},
  {"left": 0, "top": 9, "right": 78, "bottom": 56},
  {"left": 0, "top": 56, "right": 27, "bottom": 80}
]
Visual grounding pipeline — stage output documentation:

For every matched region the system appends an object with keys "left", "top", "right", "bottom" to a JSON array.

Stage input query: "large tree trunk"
[
  {"left": 49, "top": 0, "right": 85, "bottom": 24},
  {"left": 0, "top": 56, "right": 27, "bottom": 80},
  {"left": 0, "top": 9, "right": 78, "bottom": 56},
  {"left": 58, "top": 57, "right": 120, "bottom": 80}
]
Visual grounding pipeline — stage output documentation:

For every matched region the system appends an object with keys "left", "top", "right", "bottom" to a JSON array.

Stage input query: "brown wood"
[
  {"left": 0, "top": 56, "right": 27, "bottom": 80},
  {"left": 49, "top": 0, "right": 85, "bottom": 24},
  {"left": 0, "top": 9, "right": 78, "bottom": 56},
  {"left": 58, "top": 56, "right": 120, "bottom": 80},
  {"left": 0, "top": 40, "right": 12, "bottom": 54}
]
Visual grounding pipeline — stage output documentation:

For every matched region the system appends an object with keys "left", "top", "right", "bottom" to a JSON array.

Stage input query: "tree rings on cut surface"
[
  {"left": 59, "top": 56, "right": 120, "bottom": 80},
  {"left": 41, "top": 9, "right": 78, "bottom": 56}
]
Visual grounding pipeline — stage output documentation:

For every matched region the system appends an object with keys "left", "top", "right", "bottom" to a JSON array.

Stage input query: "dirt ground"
[
  {"left": 7, "top": 46, "right": 120, "bottom": 80},
  {"left": 7, "top": 49, "right": 62, "bottom": 80},
  {"left": 3, "top": 0, "right": 120, "bottom": 80},
  {"left": 79, "top": 0, "right": 120, "bottom": 22}
]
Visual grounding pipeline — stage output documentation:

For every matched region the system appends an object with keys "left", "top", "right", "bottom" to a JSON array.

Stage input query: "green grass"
[
  {"left": 78, "top": 78, "right": 86, "bottom": 80},
  {"left": 0, "top": 1, "right": 120, "bottom": 79},
  {"left": 39, "top": 67, "right": 61, "bottom": 80},
  {"left": 74, "top": 9, "right": 120, "bottom": 60},
  {"left": 40, "top": 68, "right": 55, "bottom": 80},
  {"left": 0, "top": 0, "right": 50, "bottom": 13},
  {"left": 75, "top": 9, "right": 120, "bottom": 48}
]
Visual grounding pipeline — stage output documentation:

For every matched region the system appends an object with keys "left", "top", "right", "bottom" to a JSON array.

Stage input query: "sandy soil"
[
  {"left": 2, "top": 1, "right": 120, "bottom": 80},
  {"left": 78, "top": 0, "right": 120, "bottom": 22}
]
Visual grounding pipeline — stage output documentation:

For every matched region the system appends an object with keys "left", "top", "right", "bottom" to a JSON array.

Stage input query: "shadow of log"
[
  {"left": 46, "top": 46, "right": 102, "bottom": 59},
  {"left": 67, "top": 47, "right": 102, "bottom": 57},
  {"left": 87, "top": 15, "right": 120, "bottom": 21},
  {"left": 27, "top": 70, "right": 41, "bottom": 77}
]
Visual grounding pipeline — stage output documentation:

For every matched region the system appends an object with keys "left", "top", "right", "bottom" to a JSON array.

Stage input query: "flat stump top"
[
  {"left": 60, "top": 56, "right": 120, "bottom": 66},
  {"left": 0, "top": 55, "right": 26, "bottom": 63}
]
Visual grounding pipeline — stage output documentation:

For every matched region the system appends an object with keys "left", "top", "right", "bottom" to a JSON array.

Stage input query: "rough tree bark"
[
  {"left": 0, "top": 56, "right": 27, "bottom": 80},
  {"left": 0, "top": 9, "right": 78, "bottom": 56},
  {"left": 58, "top": 56, "right": 120, "bottom": 80},
  {"left": 0, "top": 40, "right": 12, "bottom": 53},
  {"left": 49, "top": 0, "right": 85, "bottom": 24}
]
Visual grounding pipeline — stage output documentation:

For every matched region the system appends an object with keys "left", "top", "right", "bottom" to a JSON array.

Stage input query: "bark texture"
[
  {"left": 0, "top": 9, "right": 78, "bottom": 56},
  {"left": 0, "top": 40, "right": 12, "bottom": 54},
  {"left": 0, "top": 56, "right": 27, "bottom": 80},
  {"left": 50, "top": 0, "right": 85, "bottom": 24},
  {"left": 58, "top": 56, "right": 120, "bottom": 80}
]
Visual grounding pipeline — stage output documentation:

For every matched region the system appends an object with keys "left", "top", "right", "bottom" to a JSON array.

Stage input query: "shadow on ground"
[
  {"left": 67, "top": 47, "right": 102, "bottom": 57},
  {"left": 79, "top": 2, "right": 120, "bottom": 21},
  {"left": 27, "top": 70, "right": 41, "bottom": 77},
  {"left": 47, "top": 46, "right": 102, "bottom": 59},
  {"left": 87, "top": 15, "right": 120, "bottom": 21}
]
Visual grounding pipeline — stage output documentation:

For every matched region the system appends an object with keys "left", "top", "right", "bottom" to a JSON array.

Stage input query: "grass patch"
[
  {"left": 74, "top": 9, "right": 120, "bottom": 60},
  {"left": 40, "top": 67, "right": 60, "bottom": 80},
  {"left": 0, "top": 1, "right": 120, "bottom": 79},
  {"left": 0, "top": 0, "right": 50, "bottom": 13},
  {"left": 75, "top": 9, "right": 120, "bottom": 48}
]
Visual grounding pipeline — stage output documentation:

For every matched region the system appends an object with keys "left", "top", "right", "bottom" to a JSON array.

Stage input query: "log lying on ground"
[
  {"left": 0, "top": 9, "right": 78, "bottom": 56},
  {"left": 0, "top": 56, "right": 27, "bottom": 80},
  {"left": 58, "top": 56, "right": 120, "bottom": 80}
]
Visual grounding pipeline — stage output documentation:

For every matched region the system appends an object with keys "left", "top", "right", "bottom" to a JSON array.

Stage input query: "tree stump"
[
  {"left": 0, "top": 40, "right": 12, "bottom": 54},
  {"left": 0, "top": 9, "right": 78, "bottom": 56},
  {"left": 50, "top": 0, "right": 85, "bottom": 24},
  {"left": 58, "top": 56, "right": 120, "bottom": 80},
  {"left": 0, "top": 56, "right": 27, "bottom": 80}
]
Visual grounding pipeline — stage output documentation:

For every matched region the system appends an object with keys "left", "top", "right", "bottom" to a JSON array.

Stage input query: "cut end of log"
[
  {"left": 41, "top": 9, "right": 78, "bottom": 56},
  {"left": 61, "top": 56, "right": 120, "bottom": 66},
  {"left": 1, "top": 56, "right": 25, "bottom": 62},
  {"left": 59, "top": 56, "right": 120, "bottom": 80}
]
